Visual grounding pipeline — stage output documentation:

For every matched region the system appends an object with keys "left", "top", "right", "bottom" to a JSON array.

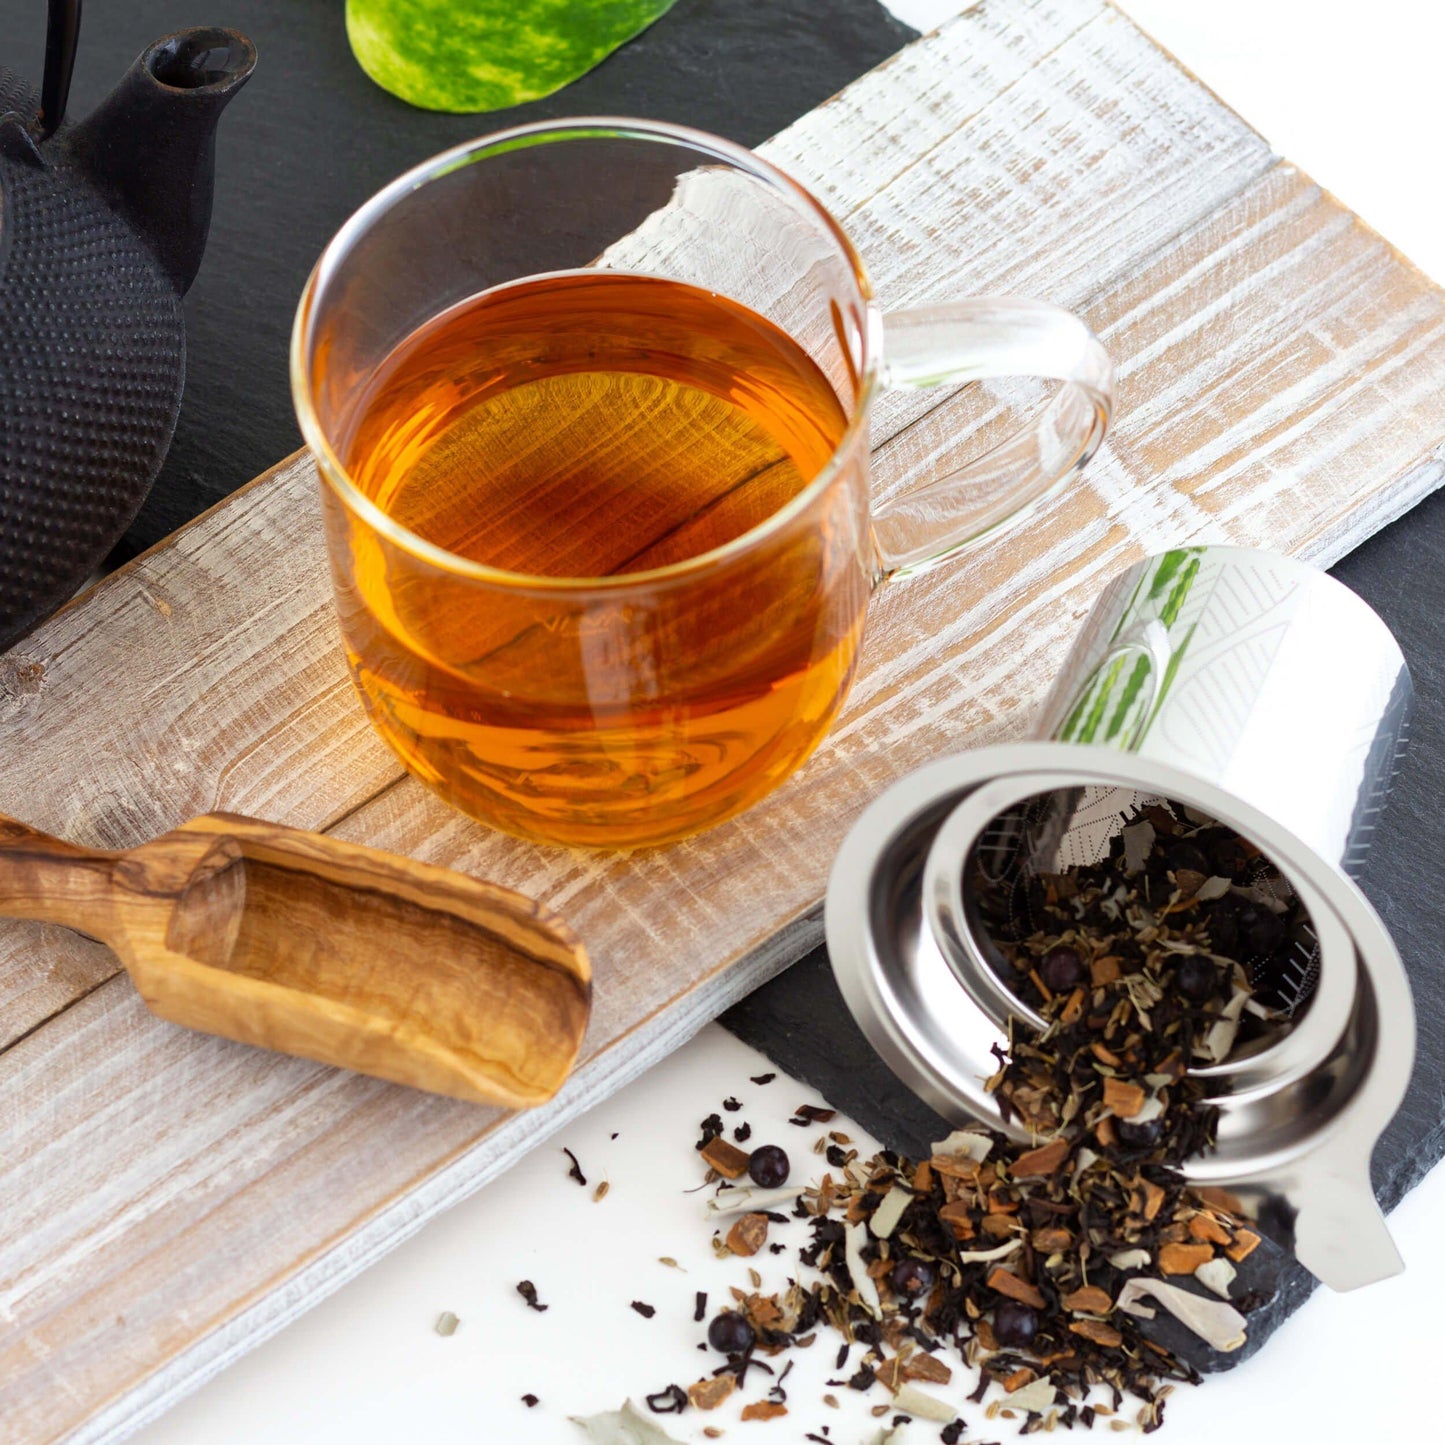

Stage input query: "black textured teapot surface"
[{"left": 0, "top": 19, "right": 255, "bottom": 650}]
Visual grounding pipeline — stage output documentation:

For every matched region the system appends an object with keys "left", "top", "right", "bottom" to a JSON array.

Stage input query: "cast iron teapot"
[{"left": 0, "top": 3, "right": 255, "bottom": 649}]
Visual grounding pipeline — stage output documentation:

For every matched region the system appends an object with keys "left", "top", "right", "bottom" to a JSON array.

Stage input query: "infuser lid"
[{"left": 825, "top": 742, "right": 1415, "bottom": 1292}]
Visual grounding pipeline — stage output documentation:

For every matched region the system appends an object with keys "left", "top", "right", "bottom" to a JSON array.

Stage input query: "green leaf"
[{"left": 347, "top": 0, "right": 679, "bottom": 113}]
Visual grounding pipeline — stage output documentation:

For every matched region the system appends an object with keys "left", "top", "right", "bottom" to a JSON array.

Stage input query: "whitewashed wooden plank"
[{"left": 0, "top": 0, "right": 1280, "bottom": 1049}]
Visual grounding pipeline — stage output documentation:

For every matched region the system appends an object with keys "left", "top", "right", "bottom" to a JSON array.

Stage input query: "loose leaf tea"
[
  {"left": 346, "top": 0, "right": 678, "bottom": 113},
  {"left": 675, "top": 811, "right": 1291, "bottom": 1431},
  {"left": 570, "top": 1400, "right": 687, "bottom": 1444},
  {"left": 516, "top": 1279, "right": 548, "bottom": 1313}
]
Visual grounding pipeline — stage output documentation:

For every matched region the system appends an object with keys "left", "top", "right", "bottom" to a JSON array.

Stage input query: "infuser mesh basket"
[{"left": 968, "top": 784, "right": 1321, "bottom": 1019}]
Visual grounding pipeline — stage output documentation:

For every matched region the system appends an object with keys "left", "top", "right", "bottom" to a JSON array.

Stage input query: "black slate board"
[
  {"left": 0, "top": 0, "right": 916, "bottom": 557},
  {"left": 722, "top": 492, "right": 1445, "bottom": 1368}
]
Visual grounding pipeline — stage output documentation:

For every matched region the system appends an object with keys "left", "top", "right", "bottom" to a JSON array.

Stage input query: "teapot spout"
[{"left": 66, "top": 29, "right": 256, "bottom": 295}]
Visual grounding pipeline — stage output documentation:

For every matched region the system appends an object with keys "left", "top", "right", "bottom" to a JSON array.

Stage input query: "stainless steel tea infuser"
[{"left": 826, "top": 546, "right": 1415, "bottom": 1292}]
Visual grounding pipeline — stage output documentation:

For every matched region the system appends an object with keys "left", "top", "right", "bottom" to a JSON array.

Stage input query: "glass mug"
[{"left": 292, "top": 119, "right": 1113, "bottom": 849}]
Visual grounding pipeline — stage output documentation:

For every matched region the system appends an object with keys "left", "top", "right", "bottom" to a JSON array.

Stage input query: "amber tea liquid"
[{"left": 330, "top": 271, "right": 869, "bottom": 846}]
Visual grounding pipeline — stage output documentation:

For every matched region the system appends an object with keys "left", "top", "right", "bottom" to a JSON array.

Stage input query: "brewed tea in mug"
[{"left": 295, "top": 120, "right": 1112, "bottom": 847}]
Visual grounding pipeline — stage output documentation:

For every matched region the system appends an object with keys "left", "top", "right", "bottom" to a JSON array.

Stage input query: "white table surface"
[{"left": 134, "top": 3, "right": 1445, "bottom": 1442}]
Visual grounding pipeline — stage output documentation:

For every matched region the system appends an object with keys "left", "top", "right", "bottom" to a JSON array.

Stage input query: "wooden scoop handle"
[{"left": 0, "top": 815, "right": 120, "bottom": 942}]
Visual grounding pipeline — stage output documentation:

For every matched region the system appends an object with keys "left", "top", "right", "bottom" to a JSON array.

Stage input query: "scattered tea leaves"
[
  {"left": 725, "top": 1212, "right": 769, "bottom": 1257},
  {"left": 522, "top": 1393, "right": 539, "bottom": 1407},
  {"left": 894, "top": 1384, "right": 957, "bottom": 1422},
  {"left": 704, "top": 1185, "right": 805, "bottom": 1217},
  {"left": 790, "top": 1105, "right": 837, "bottom": 1127},
  {"left": 563, "top": 1147, "right": 587, "bottom": 1187},
  {"left": 645, "top": 1384, "right": 687, "bottom": 1414},
  {"left": 1115, "top": 1278, "right": 1247, "bottom": 1351},
  {"left": 570, "top": 1399, "right": 687, "bottom": 1443},
  {"left": 583, "top": 815, "right": 1285, "bottom": 1436},
  {"left": 516, "top": 1280, "right": 548, "bottom": 1313},
  {"left": 700, "top": 1136, "right": 752, "bottom": 1179},
  {"left": 695, "top": 1114, "right": 725, "bottom": 1150},
  {"left": 750, "top": 1073, "right": 777, "bottom": 1086},
  {"left": 740, "top": 1400, "right": 788, "bottom": 1421},
  {"left": 631, "top": 1300, "right": 657, "bottom": 1319},
  {"left": 687, "top": 1375, "right": 735, "bottom": 1410}
]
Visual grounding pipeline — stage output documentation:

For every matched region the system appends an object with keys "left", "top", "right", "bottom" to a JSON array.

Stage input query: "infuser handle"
[
  {"left": 871, "top": 298, "right": 1114, "bottom": 579},
  {"left": 1292, "top": 1152, "right": 1404, "bottom": 1292}
]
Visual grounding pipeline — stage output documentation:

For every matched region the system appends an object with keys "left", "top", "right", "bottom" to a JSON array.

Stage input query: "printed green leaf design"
[
  {"left": 347, "top": 0, "right": 678, "bottom": 113},
  {"left": 1057, "top": 549, "right": 1206, "bottom": 747}
]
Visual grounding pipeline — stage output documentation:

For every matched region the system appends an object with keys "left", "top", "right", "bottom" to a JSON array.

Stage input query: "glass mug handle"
[{"left": 871, "top": 298, "right": 1115, "bottom": 578}]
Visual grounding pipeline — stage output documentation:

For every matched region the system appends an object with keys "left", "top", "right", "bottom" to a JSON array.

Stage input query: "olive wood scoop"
[{"left": 0, "top": 812, "right": 591, "bottom": 1107}]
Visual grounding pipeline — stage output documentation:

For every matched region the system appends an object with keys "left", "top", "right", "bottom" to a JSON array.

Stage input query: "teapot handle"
[{"left": 39, "top": 0, "right": 83, "bottom": 139}]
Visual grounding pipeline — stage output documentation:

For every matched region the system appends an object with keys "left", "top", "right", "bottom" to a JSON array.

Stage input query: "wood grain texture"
[
  {"left": 7, "top": 1, "right": 1445, "bottom": 1439},
  {"left": 0, "top": 810, "right": 589, "bottom": 1106}
]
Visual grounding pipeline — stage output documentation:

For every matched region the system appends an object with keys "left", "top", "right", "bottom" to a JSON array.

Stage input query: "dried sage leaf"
[
  {"left": 1115, "top": 1278, "right": 1247, "bottom": 1351},
  {"left": 893, "top": 1383, "right": 958, "bottom": 1421},
  {"left": 569, "top": 1399, "right": 688, "bottom": 1444}
]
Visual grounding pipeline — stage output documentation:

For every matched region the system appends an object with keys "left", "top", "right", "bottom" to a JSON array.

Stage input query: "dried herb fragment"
[
  {"left": 434, "top": 1311, "right": 459, "bottom": 1336},
  {"left": 1011, "top": 1138, "right": 1069, "bottom": 1177},
  {"left": 631, "top": 1300, "right": 657, "bottom": 1319},
  {"left": 894, "top": 1384, "right": 957, "bottom": 1422},
  {"left": 740, "top": 1400, "right": 787, "bottom": 1421},
  {"left": 734, "top": 1122, "right": 753, "bottom": 1143},
  {"left": 700, "top": 1136, "right": 753, "bottom": 1179},
  {"left": 750, "top": 1073, "right": 777, "bottom": 1085},
  {"left": 1070, "top": 1319, "right": 1124, "bottom": 1348},
  {"left": 1159, "top": 1243, "right": 1214, "bottom": 1275},
  {"left": 987, "top": 1267, "right": 1047, "bottom": 1309},
  {"left": 1062, "top": 1285, "right": 1114, "bottom": 1314},
  {"left": 516, "top": 1280, "right": 548, "bottom": 1312},
  {"left": 571, "top": 1400, "right": 687, "bottom": 1443},
  {"left": 687, "top": 1375, "right": 735, "bottom": 1410},
  {"left": 522, "top": 1393, "right": 539, "bottom": 1407},
  {"left": 790, "top": 1105, "right": 837, "bottom": 1126},
  {"left": 696, "top": 1114, "right": 725, "bottom": 1150},
  {"left": 563, "top": 1147, "right": 587, "bottom": 1186},
  {"left": 645, "top": 1384, "right": 687, "bottom": 1414},
  {"left": 725, "top": 1212, "right": 769, "bottom": 1257}
]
